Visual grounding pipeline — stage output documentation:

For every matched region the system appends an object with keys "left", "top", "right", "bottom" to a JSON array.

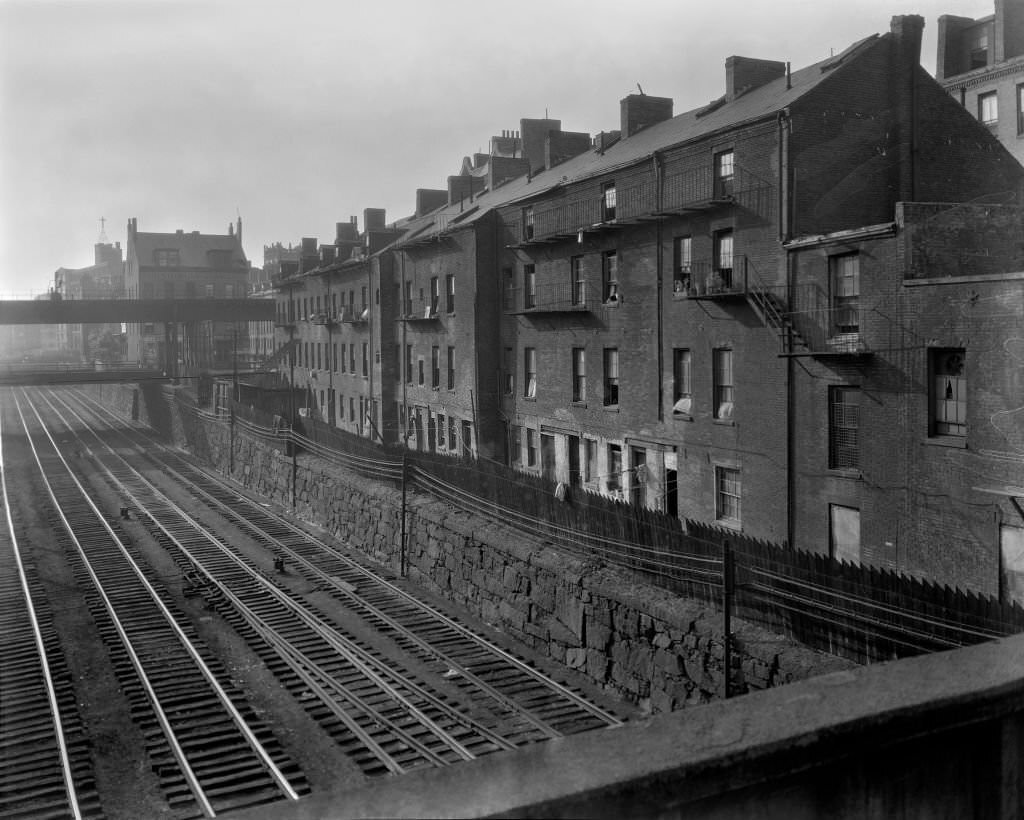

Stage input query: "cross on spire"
[{"left": 98, "top": 216, "right": 108, "bottom": 244}]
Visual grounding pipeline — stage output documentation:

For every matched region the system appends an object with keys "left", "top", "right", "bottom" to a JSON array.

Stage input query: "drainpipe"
[{"left": 653, "top": 150, "right": 665, "bottom": 424}]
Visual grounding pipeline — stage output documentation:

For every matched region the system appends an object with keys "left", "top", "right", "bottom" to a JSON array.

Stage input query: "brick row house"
[
  {"left": 273, "top": 16, "right": 1024, "bottom": 600},
  {"left": 125, "top": 217, "right": 250, "bottom": 372}
]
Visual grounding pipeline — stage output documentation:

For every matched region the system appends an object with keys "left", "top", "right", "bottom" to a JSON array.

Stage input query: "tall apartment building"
[
  {"left": 937, "top": 0, "right": 1024, "bottom": 164},
  {"left": 274, "top": 16, "right": 1024, "bottom": 600},
  {"left": 125, "top": 217, "right": 250, "bottom": 372}
]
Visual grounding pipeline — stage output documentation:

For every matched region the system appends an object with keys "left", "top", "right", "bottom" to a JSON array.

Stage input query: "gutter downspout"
[
  {"left": 653, "top": 150, "right": 665, "bottom": 424},
  {"left": 780, "top": 110, "right": 795, "bottom": 549}
]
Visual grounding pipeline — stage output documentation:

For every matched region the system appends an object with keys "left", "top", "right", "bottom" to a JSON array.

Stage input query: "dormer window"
[
  {"left": 602, "top": 181, "right": 617, "bottom": 221},
  {"left": 970, "top": 29, "right": 989, "bottom": 70}
]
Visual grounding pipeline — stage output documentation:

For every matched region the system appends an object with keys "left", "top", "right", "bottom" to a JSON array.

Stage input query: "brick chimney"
[
  {"left": 546, "top": 130, "right": 591, "bottom": 169},
  {"left": 725, "top": 57, "right": 786, "bottom": 101},
  {"left": 520, "top": 117, "right": 561, "bottom": 174},
  {"left": 363, "top": 208, "right": 386, "bottom": 231},
  {"left": 620, "top": 94, "right": 673, "bottom": 138},
  {"left": 416, "top": 189, "right": 448, "bottom": 216},
  {"left": 891, "top": 14, "right": 925, "bottom": 203},
  {"left": 447, "top": 174, "right": 485, "bottom": 207}
]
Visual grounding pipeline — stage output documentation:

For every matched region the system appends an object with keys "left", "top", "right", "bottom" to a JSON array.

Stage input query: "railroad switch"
[
  {"left": 274, "top": 556, "right": 287, "bottom": 573},
  {"left": 119, "top": 506, "right": 131, "bottom": 520}
]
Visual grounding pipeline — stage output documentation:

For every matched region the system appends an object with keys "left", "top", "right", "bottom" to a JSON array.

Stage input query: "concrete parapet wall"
[{"left": 89, "top": 383, "right": 851, "bottom": 710}]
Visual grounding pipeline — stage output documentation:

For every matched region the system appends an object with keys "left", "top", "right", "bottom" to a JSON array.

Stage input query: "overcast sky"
[{"left": 0, "top": 0, "right": 996, "bottom": 296}]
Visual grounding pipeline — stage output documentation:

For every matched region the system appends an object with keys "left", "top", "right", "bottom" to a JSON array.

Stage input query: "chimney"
[
  {"left": 593, "top": 130, "right": 621, "bottom": 152},
  {"left": 320, "top": 245, "right": 336, "bottom": 265},
  {"left": 336, "top": 220, "right": 359, "bottom": 243},
  {"left": 236, "top": 216, "right": 242, "bottom": 244},
  {"left": 363, "top": 208, "right": 386, "bottom": 231},
  {"left": 415, "top": 188, "right": 448, "bottom": 216},
  {"left": 520, "top": 117, "right": 561, "bottom": 174},
  {"left": 725, "top": 57, "right": 786, "bottom": 101},
  {"left": 487, "top": 156, "right": 531, "bottom": 189},
  {"left": 447, "top": 174, "right": 484, "bottom": 207},
  {"left": 620, "top": 94, "right": 673, "bottom": 137},
  {"left": 891, "top": 14, "right": 925, "bottom": 203},
  {"left": 997, "top": 0, "right": 1024, "bottom": 62},
  {"left": 545, "top": 130, "right": 591, "bottom": 169}
]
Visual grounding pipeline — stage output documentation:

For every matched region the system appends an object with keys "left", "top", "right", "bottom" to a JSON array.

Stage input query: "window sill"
[
  {"left": 716, "top": 518, "right": 742, "bottom": 532},
  {"left": 603, "top": 405, "right": 620, "bottom": 413},
  {"left": 673, "top": 412, "right": 694, "bottom": 422},
  {"left": 712, "top": 418, "right": 735, "bottom": 427},
  {"left": 571, "top": 401, "right": 588, "bottom": 409},
  {"left": 922, "top": 436, "right": 968, "bottom": 449},
  {"left": 522, "top": 396, "right": 537, "bottom": 403},
  {"left": 603, "top": 299, "right": 621, "bottom": 308},
  {"left": 828, "top": 467, "right": 862, "bottom": 479}
]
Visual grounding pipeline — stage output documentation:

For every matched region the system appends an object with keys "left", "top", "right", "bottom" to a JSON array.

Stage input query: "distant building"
[
  {"left": 53, "top": 235, "right": 125, "bottom": 361},
  {"left": 124, "top": 217, "right": 249, "bottom": 372},
  {"left": 937, "top": 0, "right": 1024, "bottom": 166}
]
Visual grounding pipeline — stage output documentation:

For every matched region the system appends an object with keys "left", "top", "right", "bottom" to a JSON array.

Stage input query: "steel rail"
[
  {"left": 0, "top": 401, "right": 83, "bottom": 820},
  {"left": 19, "top": 390, "right": 302, "bottom": 812},
  {"left": 46, "top": 392, "right": 502, "bottom": 770}
]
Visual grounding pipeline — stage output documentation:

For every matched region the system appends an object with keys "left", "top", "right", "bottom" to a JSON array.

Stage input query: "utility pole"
[
  {"left": 722, "top": 540, "right": 734, "bottom": 699},
  {"left": 400, "top": 450, "right": 408, "bottom": 578}
]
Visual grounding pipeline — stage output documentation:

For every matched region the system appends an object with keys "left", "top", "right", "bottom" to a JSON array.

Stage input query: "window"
[
  {"left": 431, "top": 346, "right": 440, "bottom": 388},
  {"left": 607, "top": 444, "right": 622, "bottom": 491},
  {"left": 429, "top": 277, "right": 439, "bottom": 314},
  {"left": 333, "top": 343, "right": 338, "bottom": 372},
  {"left": 572, "top": 348, "right": 586, "bottom": 403},
  {"left": 154, "top": 249, "right": 180, "bottom": 267},
  {"left": 447, "top": 346, "right": 455, "bottom": 390},
  {"left": 602, "top": 251, "right": 619, "bottom": 302},
  {"left": 714, "top": 150, "right": 735, "bottom": 198},
  {"left": 316, "top": 343, "right": 322, "bottom": 370},
  {"left": 829, "top": 386, "right": 860, "bottom": 469},
  {"left": 349, "top": 397, "right": 356, "bottom": 424},
  {"left": 979, "top": 91, "right": 998, "bottom": 126},
  {"left": 448, "top": 416, "right": 457, "bottom": 450},
  {"left": 461, "top": 421, "right": 472, "bottom": 454},
  {"left": 502, "top": 347, "right": 514, "bottom": 395},
  {"left": 349, "top": 344, "right": 355, "bottom": 373},
  {"left": 418, "top": 358, "right": 424, "bottom": 386},
  {"left": 203, "top": 283, "right": 214, "bottom": 298},
  {"left": 970, "top": 28, "right": 989, "bottom": 69},
  {"left": 584, "top": 438, "right": 597, "bottom": 483},
  {"left": 361, "top": 343, "right": 368, "bottom": 377},
  {"left": 672, "top": 349, "right": 692, "bottom": 415},
  {"left": 713, "top": 230, "right": 734, "bottom": 289},
  {"left": 526, "top": 428, "right": 537, "bottom": 467},
  {"left": 602, "top": 181, "right": 617, "bottom": 221},
  {"left": 571, "top": 256, "right": 585, "bottom": 305},
  {"left": 713, "top": 348, "right": 734, "bottom": 419},
  {"left": 511, "top": 425, "right": 522, "bottom": 464},
  {"left": 931, "top": 348, "right": 966, "bottom": 437},
  {"left": 603, "top": 348, "right": 619, "bottom": 407},
  {"left": 1018, "top": 84, "right": 1024, "bottom": 135},
  {"left": 524, "top": 264, "right": 536, "bottom": 309},
  {"left": 360, "top": 286, "right": 367, "bottom": 310},
  {"left": 830, "top": 253, "right": 860, "bottom": 334},
  {"left": 673, "top": 236, "right": 692, "bottom": 293},
  {"left": 405, "top": 345, "right": 413, "bottom": 384},
  {"left": 404, "top": 281, "right": 413, "bottom": 316},
  {"left": 715, "top": 466, "right": 741, "bottom": 524},
  {"left": 524, "top": 347, "right": 537, "bottom": 398},
  {"left": 436, "top": 413, "right": 446, "bottom": 448},
  {"left": 522, "top": 206, "right": 535, "bottom": 240},
  {"left": 445, "top": 274, "right": 455, "bottom": 313},
  {"left": 502, "top": 268, "right": 514, "bottom": 311}
]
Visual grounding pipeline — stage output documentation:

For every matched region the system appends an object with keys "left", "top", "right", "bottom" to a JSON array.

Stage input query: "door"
[
  {"left": 540, "top": 434, "right": 556, "bottom": 483},
  {"left": 630, "top": 447, "right": 647, "bottom": 508},
  {"left": 829, "top": 505, "right": 861, "bottom": 563},
  {"left": 1001, "top": 524, "right": 1024, "bottom": 605},
  {"left": 568, "top": 435, "right": 581, "bottom": 487}
]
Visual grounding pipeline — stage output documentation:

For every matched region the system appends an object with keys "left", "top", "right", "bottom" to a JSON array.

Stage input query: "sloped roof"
[
  {"left": 133, "top": 230, "right": 248, "bottom": 270},
  {"left": 389, "top": 33, "right": 881, "bottom": 247}
]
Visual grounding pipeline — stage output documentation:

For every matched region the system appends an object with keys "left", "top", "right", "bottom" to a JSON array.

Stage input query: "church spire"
[{"left": 98, "top": 216, "right": 108, "bottom": 244}]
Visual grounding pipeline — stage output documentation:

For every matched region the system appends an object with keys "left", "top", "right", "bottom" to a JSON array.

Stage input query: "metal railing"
[{"left": 504, "top": 280, "right": 598, "bottom": 313}]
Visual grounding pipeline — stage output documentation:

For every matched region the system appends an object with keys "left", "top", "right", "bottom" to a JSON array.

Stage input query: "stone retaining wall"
[{"left": 88, "top": 383, "right": 853, "bottom": 711}]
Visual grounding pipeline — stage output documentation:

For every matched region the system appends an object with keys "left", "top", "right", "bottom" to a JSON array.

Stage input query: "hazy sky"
[{"left": 0, "top": 0, "right": 996, "bottom": 296}]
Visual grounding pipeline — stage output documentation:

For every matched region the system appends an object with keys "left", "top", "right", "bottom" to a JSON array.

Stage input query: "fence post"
[
  {"left": 400, "top": 450, "right": 408, "bottom": 578},
  {"left": 229, "top": 401, "right": 235, "bottom": 476},
  {"left": 723, "top": 539, "right": 733, "bottom": 699}
]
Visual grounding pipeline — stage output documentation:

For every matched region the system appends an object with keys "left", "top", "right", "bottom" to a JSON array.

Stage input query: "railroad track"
[
  {"left": 60, "top": 389, "right": 625, "bottom": 741},
  {"left": 0, "top": 403, "right": 102, "bottom": 820},
  {"left": 13, "top": 391, "right": 308, "bottom": 818},
  {"left": 31, "top": 389, "right": 546, "bottom": 778}
]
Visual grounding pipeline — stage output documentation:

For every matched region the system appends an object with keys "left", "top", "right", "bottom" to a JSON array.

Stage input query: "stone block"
[{"left": 565, "top": 647, "right": 587, "bottom": 670}]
